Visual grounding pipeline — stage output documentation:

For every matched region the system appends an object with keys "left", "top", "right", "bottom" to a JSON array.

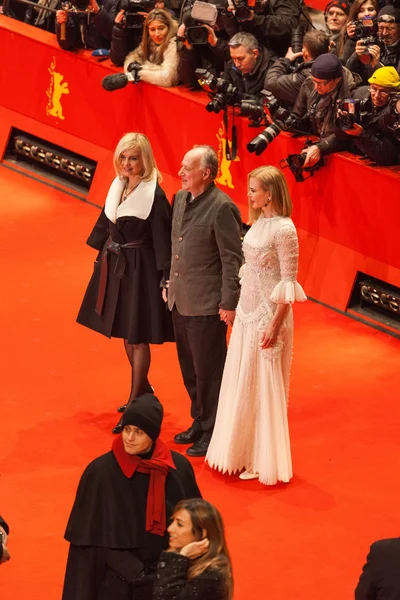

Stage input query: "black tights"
[{"left": 123, "top": 340, "right": 152, "bottom": 405}]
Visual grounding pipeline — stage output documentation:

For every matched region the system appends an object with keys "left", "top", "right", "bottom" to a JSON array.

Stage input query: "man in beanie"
[
  {"left": 346, "top": 5, "right": 400, "bottom": 83},
  {"left": 324, "top": 0, "right": 350, "bottom": 54},
  {"left": 285, "top": 52, "right": 360, "bottom": 167},
  {"left": 62, "top": 394, "right": 201, "bottom": 600},
  {"left": 340, "top": 66, "right": 400, "bottom": 164}
]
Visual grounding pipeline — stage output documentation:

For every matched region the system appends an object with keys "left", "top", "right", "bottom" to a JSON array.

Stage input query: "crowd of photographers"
[{"left": 2, "top": 0, "right": 400, "bottom": 169}]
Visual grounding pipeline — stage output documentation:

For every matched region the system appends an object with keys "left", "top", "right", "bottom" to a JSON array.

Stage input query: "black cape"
[{"left": 62, "top": 449, "right": 201, "bottom": 600}]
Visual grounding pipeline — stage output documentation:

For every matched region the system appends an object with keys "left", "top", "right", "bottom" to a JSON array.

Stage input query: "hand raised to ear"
[{"left": 180, "top": 539, "right": 209, "bottom": 559}]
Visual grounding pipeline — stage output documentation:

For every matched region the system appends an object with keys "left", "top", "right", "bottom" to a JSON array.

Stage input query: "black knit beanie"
[
  {"left": 311, "top": 53, "right": 343, "bottom": 80},
  {"left": 378, "top": 5, "right": 400, "bottom": 23},
  {"left": 121, "top": 394, "right": 164, "bottom": 441}
]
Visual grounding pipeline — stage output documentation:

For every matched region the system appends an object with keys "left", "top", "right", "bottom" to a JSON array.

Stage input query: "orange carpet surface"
[{"left": 0, "top": 167, "right": 399, "bottom": 600}]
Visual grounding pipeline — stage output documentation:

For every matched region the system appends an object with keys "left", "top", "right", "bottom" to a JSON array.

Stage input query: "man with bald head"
[{"left": 166, "top": 145, "right": 242, "bottom": 457}]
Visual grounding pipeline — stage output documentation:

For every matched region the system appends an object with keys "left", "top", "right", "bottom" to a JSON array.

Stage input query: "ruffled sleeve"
[{"left": 270, "top": 225, "right": 307, "bottom": 304}]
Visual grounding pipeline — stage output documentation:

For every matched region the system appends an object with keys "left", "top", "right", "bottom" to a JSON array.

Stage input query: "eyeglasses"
[
  {"left": 369, "top": 87, "right": 391, "bottom": 98},
  {"left": 312, "top": 78, "right": 331, "bottom": 88}
]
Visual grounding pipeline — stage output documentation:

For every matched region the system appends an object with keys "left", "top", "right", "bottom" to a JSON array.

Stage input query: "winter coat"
[
  {"left": 124, "top": 37, "right": 180, "bottom": 87},
  {"left": 153, "top": 552, "right": 228, "bottom": 600},
  {"left": 55, "top": 0, "right": 118, "bottom": 51},
  {"left": 289, "top": 67, "right": 360, "bottom": 156},
  {"left": 222, "top": 0, "right": 298, "bottom": 57},
  {"left": 222, "top": 47, "right": 274, "bottom": 96},
  {"left": 346, "top": 40, "right": 400, "bottom": 84},
  {"left": 264, "top": 58, "right": 314, "bottom": 106}
]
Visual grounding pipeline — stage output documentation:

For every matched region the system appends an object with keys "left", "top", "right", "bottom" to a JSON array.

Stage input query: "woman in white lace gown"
[{"left": 206, "top": 166, "right": 306, "bottom": 486}]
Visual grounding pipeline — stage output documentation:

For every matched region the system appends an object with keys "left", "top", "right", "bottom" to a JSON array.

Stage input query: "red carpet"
[{"left": 1, "top": 167, "right": 399, "bottom": 600}]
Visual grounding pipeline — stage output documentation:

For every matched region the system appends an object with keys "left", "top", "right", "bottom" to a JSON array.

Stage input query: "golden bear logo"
[
  {"left": 46, "top": 57, "right": 69, "bottom": 120},
  {"left": 216, "top": 121, "right": 240, "bottom": 189}
]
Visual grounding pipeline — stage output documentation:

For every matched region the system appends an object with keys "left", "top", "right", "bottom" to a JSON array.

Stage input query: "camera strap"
[{"left": 223, "top": 107, "right": 237, "bottom": 161}]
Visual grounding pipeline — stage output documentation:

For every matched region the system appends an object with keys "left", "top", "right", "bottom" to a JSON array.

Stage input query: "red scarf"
[{"left": 112, "top": 436, "right": 176, "bottom": 536}]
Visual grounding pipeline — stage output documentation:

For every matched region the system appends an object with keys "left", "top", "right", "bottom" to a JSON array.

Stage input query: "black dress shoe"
[
  {"left": 174, "top": 425, "right": 202, "bottom": 445},
  {"left": 186, "top": 432, "right": 212, "bottom": 457},
  {"left": 112, "top": 420, "right": 123, "bottom": 434}
]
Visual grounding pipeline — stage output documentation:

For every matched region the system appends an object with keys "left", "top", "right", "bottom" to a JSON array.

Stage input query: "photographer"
[
  {"left": 222, "top": 31, "right": 274, "bottom": 94},
  {"left": 287, "top": 53, "right": 360, "bottom": 167},
  {"left": 56, "top": 0, "right": 118, "bottom": 51},
  {"left": 122, "top": 9, "right": 179, "bottom": 86},
  {"left": 341, "top": 66, "right": 400, "bottom": 164},
  {"left": 109, "top": 0, "right": 167, "bottom": 66},
  {"left": 346, "top": 5, "right": 400, "bottom": 83},
  {"left": 0, "top": 515, "right": 10, "bottom": 565},
  {"left": 338, "top": 0, "right": 378, "bottom": 62},
  {"left": 264, "top": 29, "right": 330, "bottom": 106},
  {"left": 222, "top": 0, "right": 299, "bottom": 58}
]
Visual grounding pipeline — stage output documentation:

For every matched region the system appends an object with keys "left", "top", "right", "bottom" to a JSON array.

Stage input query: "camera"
[
  {"left": 281, "top": 151, "right": 323, "bottom": 182},
  {"left": 335, "top": 98, "right": 371, "bottom": 131},
  {"left": 231, "top": 0, "right": 263, "bottom": 22},
  {"left": 184, "top": 0, "right": 225, "bottom": 45},
  {"left": 247, "top": 91, "right": 298, "bottom": 155},
  {"left": 291, "top": 24, "right": 306, "bottom": 54},
  {"left": 351, "top": 16, "right": 380, "bottom": 64},
  {"left": 123, "top": 0, "right": 155, "bottom": 28},
  {"left": 62, "top": 0, "right": 90, "bottom": 12},
  {"left": 383, "top": 91, "right": 400, "bottom": 140},
  {"left": 196, "top": 69, "right": 243, "bottom": 112}
]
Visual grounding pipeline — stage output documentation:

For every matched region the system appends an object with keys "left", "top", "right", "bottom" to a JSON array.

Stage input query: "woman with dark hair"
[
  {"left": 122, "top": 9, "right": 179, "bottom": 87},
  {"left": 153, "top": 498, "right": 233, "bottom": 600},
  {"left": 76, "top": 133, "right": 173, "bottom": 431},
  {"left": 338, "top": 0, "right": 378, "bottom": 61}
]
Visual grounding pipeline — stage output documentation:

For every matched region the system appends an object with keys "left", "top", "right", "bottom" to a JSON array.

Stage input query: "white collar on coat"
[{"left": 104, "top": 169, "right": 158, "bottom": 224}]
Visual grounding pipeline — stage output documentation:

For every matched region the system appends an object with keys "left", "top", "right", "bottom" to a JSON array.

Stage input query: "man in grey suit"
[{"left": 166, "top": 145, "right": 242, "bottom": 457}]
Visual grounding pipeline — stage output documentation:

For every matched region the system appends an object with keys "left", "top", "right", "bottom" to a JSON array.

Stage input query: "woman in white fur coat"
[{"left": 123, "top": 9, "right": 179, "bottom": 87}]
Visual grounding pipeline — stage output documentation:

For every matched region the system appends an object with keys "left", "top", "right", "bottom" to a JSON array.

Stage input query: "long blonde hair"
[
  {"left": 113, "top": 132, "right": 162, "bottom": 182},
  {"left": 172, "top": 499, "right": 233, "bottom": 600},
  {"left": 248, "top": 166, "right": 292, "bottom": 223}
]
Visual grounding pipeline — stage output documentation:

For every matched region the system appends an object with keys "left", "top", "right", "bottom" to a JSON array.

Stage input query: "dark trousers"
[{"left": 172, "top": 307, "right": 227, "bottom": 432}]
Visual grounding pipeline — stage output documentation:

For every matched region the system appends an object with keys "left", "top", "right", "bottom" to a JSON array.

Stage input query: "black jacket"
[
  {"left": 0, "top": 515, "right": 9, "bottom": 561},
  {"left": 264, "top": 58, "right": 314, "bottom": 106},
  {"left": 289, "top": 67, "right": 360, "bottom": 156},
  {"left": 110, "top": 22, "right": 144, "bottom": 67},
  {"left": 346, "top": 41, "right": 400, "bottom": 84},
  {"left": 346, "top": 93, "right": 400, "bottom": 166},
  {"left": 62, "top": 447, "right": 201, "bottom": 600},
  {"left": 55, "top": 0, "right": 118, "bottom": 51},
  {"left": 222, "top": 47, "right": 274, "bottom": 96},
  {"left": 222, "top": 0, "right": 298, "bottom": 57},
  {"left": 178, "top": 40, "right": 229, "bottom": 89},
  {"left": 355, "top": 538, "right": 400, "bottom": 600},
  {"left": 153, "top": 552, "right": 227, "bottom": 600}
]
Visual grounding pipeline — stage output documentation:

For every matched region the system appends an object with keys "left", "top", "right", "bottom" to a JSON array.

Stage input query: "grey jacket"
[{"left": 168, "top": 183, "right": 242, "bottom": 316}]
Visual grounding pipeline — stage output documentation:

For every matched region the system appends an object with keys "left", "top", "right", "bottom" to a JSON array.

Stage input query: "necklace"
[{"left": 122, "top": 180, "right": 140, "bottom": 202}]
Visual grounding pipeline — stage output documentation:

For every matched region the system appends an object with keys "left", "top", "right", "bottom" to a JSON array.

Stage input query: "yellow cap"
[{"left": 368, "top": 67, "right": 400, "bottom": 88}]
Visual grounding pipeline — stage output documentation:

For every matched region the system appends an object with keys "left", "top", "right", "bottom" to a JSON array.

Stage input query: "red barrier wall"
[{"left": 1, "top": 15, "right": 399, "bottom": 316}]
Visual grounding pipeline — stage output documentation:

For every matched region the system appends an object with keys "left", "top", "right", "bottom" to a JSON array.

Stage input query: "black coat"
[
  {"left": 177, "top": 40, "right": 229, "bottom": 89},
  {"left": 76, "top": 185, "right": 174, "bottom": 345},
  {"left": 0, "top": 515, "right": 9, "bottom": 562},
  {"left": 355, "top": 538, "right": 400, "bottom": 600},
  {"left": 153, "top": 552, "right": 227, "bottom": 600},
  {"left": 222, "top": 47, "right": 274, "bottom": 96},
  {"left": 264, "top": 58, "right": 314, "bottom": 107},
  {"left": 346, "top": 41, "right": 400, "bottom": 85},
  {"left": 55, "top": 0, "right": 119, "bottom": 51},
  {"left": 62, "top": 449, "right": 201, "bottom": 600}
]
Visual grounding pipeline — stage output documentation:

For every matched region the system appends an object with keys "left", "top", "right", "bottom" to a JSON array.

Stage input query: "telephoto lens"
[{"left": 247, "top": 123, "right": 281, "bottom": 155}]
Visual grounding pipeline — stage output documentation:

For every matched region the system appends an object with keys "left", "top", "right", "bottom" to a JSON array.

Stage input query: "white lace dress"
[{"left": 206, "top": 215, "right": 307, "bottom": 485}]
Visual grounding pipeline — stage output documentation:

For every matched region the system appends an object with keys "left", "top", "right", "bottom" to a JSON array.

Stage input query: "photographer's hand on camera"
[
  {"left": 301, "top": 144, "right": 321, "bottom": 167},
  {"left": 355, "top": 39, "right": 381, "bottom": 68},
  {"left": 285, "top": 46, "right": 303, "bottom": 63}
]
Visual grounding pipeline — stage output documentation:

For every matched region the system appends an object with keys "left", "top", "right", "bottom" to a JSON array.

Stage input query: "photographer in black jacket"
[
  {"left": 222, "top": 31, "right": 274, "bottom": 94},
  {"left": 346, "top": 5, "right": 400, "bottom": 83},
  {"left": 264, "top": 29, "right": 330, "bottom": 106},
  {"left": 0, "top": 515, "right": 10, "bottom": 565},
  {"left": 222, "top": 0, "right": 299, "bottom": 57},
  {"left": 55, "top": 0, "right": 118, "bottom": 51},
  {"left": 341, "top": 66, "right": 400, "bottom": 165}
]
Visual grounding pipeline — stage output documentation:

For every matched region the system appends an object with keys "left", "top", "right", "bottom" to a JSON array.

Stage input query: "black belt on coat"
[{"left": 95, "top": 237, "right": 151, "bottom": 316}]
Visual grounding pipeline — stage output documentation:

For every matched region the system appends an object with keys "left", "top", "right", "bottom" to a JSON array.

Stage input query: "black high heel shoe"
[{"left": 117, "top": 404, "right": 127, "bottom": 413}]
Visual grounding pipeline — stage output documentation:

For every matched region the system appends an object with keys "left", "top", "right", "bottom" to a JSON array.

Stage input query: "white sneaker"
[{"left": 239, "top": 471, "right": 259, "bottom": 481}]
